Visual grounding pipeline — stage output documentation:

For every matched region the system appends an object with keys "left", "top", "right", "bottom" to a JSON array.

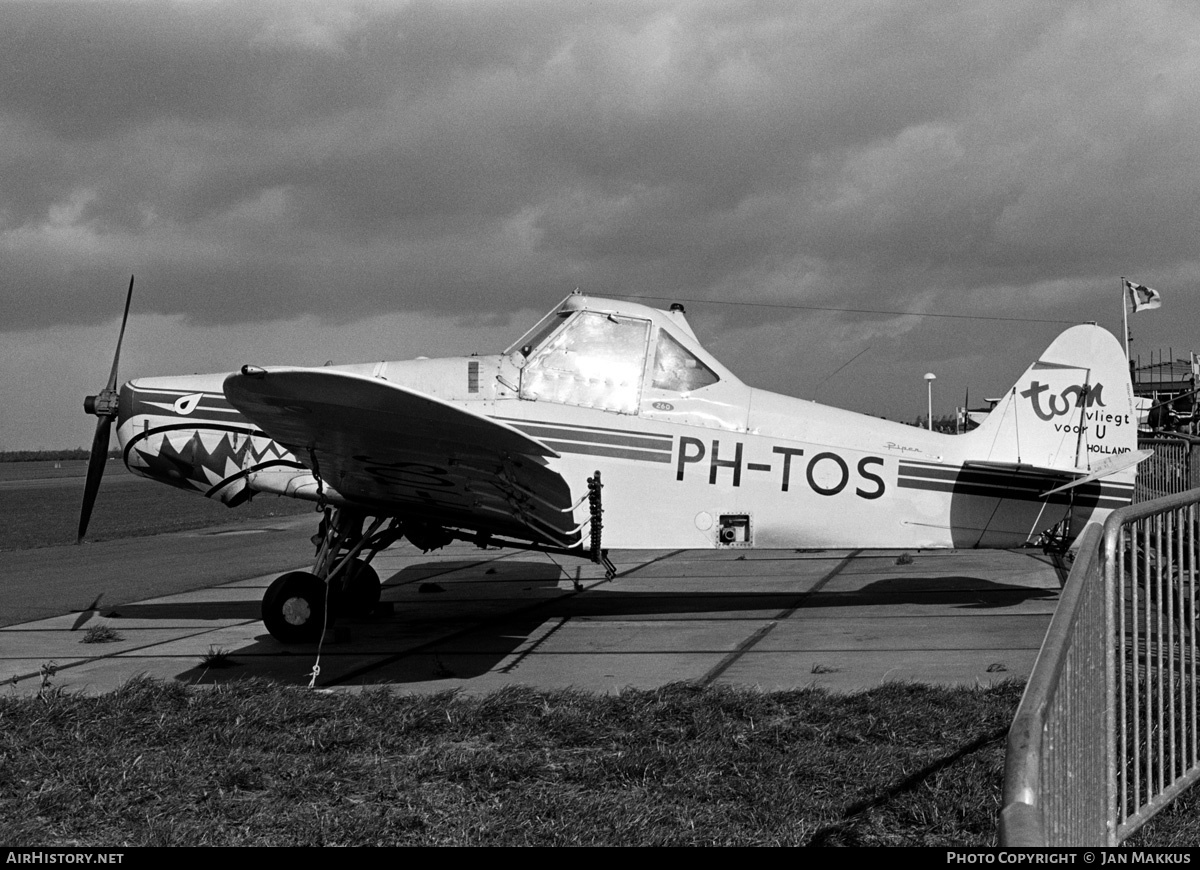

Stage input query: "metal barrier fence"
[
  {"left": 1136, "top": 436, "right": 1199, "bottom": 502},
  {"left": 1000, "top": 523, "right": 1109, "bottom": 844},
  {"left": 1000, "top": 489, "right": 1200, "bottom": 845}
]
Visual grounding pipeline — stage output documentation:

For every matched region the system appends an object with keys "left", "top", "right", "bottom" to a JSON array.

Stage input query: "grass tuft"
[
  {"left": 200, "top": 647, "right": 237, "bottom": 669},
  {"left": 79, "top": 624, "right": 123, "bottom": 644}
]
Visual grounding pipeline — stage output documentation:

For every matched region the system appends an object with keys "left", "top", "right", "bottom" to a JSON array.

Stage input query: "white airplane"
[{"left": 80, "top": 280, "right": 1147, "bottom": 643}]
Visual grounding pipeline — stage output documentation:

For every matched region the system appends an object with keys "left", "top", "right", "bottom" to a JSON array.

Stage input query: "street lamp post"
[{"left": 924, "top": 373, "right": 937, "bottom": 431}]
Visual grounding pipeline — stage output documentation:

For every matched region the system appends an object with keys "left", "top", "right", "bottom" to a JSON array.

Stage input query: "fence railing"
[
  {"left": 1000, "top": 489, "right": 1200, "bottom": 846},
  {"left": 1136, "top": 436, "right": 1200, "bottom": 501},
  {"left": 1000, "top": 523, "right": 1109, "bottom": 844}
]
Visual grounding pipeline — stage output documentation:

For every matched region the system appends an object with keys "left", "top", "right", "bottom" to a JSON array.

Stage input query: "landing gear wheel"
[
  {"left": 262, "top": 571, "right": 330, "bottom": 643},
  {"left": 338, "top": 560, "right": 381, "bottom": 617}
]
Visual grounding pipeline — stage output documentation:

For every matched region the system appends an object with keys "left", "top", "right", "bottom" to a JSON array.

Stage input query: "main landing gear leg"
[{"left": 261, "top": 508, "right": 401, "bottom": 643}]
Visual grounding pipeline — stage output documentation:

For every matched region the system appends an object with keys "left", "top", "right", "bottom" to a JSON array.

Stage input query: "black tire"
[
  {"left": 338, "top": 559, "right": 381, "bottom": 618},
  {"left": 262, "top": 571, "right": 330, "bottom": 643}
]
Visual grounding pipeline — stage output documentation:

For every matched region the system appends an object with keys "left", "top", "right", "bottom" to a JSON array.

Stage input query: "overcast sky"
[{"left": 4, "top": 0, "right": 1198, "bottom": 450}]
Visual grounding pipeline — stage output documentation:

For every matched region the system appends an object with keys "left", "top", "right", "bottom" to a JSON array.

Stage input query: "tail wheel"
[
  {"left": 263, "top": 571, "right": 330, "bottom": 643},
  {"left": 338, "top": 559, "right": 381, "bottom": 618}
]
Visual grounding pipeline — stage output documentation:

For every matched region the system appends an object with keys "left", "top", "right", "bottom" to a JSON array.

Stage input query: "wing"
[{"left": 223, "top": 367, "right": 584, "bottom": 548}]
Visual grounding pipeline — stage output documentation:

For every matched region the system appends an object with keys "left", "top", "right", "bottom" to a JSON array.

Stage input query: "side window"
[
  {"left": 652, "top": 330, "right": 719, "bottom": 392},
  {"left": 521, "top": 312, "right": 650, "bottom": 414}
]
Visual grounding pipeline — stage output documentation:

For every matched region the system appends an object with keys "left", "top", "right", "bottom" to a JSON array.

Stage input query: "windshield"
[{"left": 520, "top": 312, "right": 650, "bottom": 414}]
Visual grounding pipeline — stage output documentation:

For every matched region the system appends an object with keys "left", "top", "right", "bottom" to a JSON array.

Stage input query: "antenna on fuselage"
[{"left": 811, "top": 346, "right": 872, "bottom": 396}]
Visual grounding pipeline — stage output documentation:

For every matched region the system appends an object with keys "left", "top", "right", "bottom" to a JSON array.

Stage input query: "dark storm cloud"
[
  {"left": 0, "top": 3, "right": 387, "bottom": 138},
  {"left": 2, "top": 0, "right": 1199, "bottom": 341}
]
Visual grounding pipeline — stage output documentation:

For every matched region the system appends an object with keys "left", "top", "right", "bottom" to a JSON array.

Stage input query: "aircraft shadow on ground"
[
  {"left": 804, "top": 576, "right": 1060, "bottom": 610},
  {"left": 155, "top": 559, "right": 1059, "bottom": 688},
  {"left": 103, "top": 602, "right": 262, "bottom": 620}
]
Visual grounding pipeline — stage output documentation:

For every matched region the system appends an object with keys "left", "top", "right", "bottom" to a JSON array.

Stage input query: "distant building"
[{"left": 955, "top": 398, "right": 1001, "bottom": 433}]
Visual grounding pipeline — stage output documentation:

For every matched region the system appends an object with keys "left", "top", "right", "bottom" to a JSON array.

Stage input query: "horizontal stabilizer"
[
  {"left": 963, "top": 460, "right": 1070, "bottom": 474},
  {"left": 1040, "top": 449, "right": 1153, "bottom": 497},
  {"left": 963, "top": 449, "right": 1152, "bottom": 498}
]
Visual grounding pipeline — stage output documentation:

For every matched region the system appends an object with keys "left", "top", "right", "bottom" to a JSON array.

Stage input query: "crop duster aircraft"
[{"left": 80, "top": 280, "right": 1147, "bottom": 643}]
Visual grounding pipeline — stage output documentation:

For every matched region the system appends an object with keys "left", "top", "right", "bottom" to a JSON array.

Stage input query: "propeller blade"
[
  {"left": 79, "top": 276, "right": 135, "bottom": 543},
  {"left": 105, "top": 275, "right": 134, "bottom": 391},
  {"left": 77, "top": 416, "right": 113, "bottom": 543}
]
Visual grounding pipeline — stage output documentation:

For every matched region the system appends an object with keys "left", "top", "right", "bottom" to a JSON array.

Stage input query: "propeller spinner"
[{"left": 78, "top": 276, "right": 134, "bottom": 543}]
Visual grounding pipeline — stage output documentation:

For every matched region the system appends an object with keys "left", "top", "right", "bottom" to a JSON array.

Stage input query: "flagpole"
[{"left": 1122, "top": 276, "right": 1131, "bottom": 361}]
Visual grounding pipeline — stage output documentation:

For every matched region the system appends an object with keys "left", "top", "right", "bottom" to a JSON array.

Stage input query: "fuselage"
[{"left": 115, "top": 296, "right": 1135, "bottom": 551}]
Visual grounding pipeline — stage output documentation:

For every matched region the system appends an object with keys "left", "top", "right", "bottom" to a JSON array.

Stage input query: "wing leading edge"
[{"left": 223, "top": 367, "right": 584, "bottom": 548}]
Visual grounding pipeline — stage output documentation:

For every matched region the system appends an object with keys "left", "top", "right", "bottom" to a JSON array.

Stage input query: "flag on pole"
[{"left": 1125, "top": 278, "right": 1162, "bottom": 313}]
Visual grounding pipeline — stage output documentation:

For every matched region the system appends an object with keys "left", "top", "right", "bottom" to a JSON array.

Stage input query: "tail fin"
[{"left": 963, "top": 324, "right": 1137, "bottom": 471}]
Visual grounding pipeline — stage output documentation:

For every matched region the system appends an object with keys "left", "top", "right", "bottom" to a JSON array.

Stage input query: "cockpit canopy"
[{"left": 508, "top": 294, "right": 726, "bottom": 415}]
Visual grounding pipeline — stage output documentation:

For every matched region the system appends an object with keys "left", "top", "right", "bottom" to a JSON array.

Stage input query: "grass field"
[
  {"left": 3, "top": 461, "right": 1196, "bottom": 846},
  {"left": 3, "top": 678, "right": 1195, "bottom": 847},
  {"left": 2, "top": 679, "right": 1024, "bottom": 846},
  {"left": 1, "top": 460, "right": 312, "bottom": 550}
]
